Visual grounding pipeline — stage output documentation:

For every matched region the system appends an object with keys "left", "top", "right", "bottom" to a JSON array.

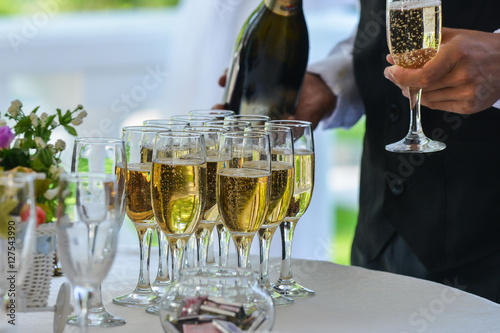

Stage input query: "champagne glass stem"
[
  {"left": 169, "top": 238, "right": 187, "bottom": 282},
  {"left": 196, "top": 224, "right": 216, "bottom": 267},
  {"left": 73, "top": 285, "right": 91, "bottom": 333},
  {"left": 153, "top": 229, "right": 171, "bottom": 294},
  {"left": 278, "top": 219, "right": 297, "bottom": 281},
  {"left": 273, "top": 218, "right": 315, "bottom": 297},
  {"left": 135, "top": 225, "right": 154, "bottom": 292},
  {"left": 206, "top": 229, "right": 216, "bottom": 265},
  {"left": 216, "top": 223, "right": 231, "bottom": 267},
  {"left": 406, "top": 88, "right": 424, "bottom": 140},
  {"left": 233, "top": 234, "right": 254, "bottom": 269},
  {"left": 258, "top": 225, "right": 278, "bottom": 286}
]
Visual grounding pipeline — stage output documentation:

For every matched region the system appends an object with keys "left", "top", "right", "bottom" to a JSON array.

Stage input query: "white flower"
[
  {"left": 49, "top": 165, "right": 63, "bottom": 180},
  {"left": 40, "top": 112, "right": 48, "bottom": 127},
  {"left": 77, "top": 104, "right": 83, "bottom": 110},
  {"left": 51, "top": 121, "right": 57, "bottom": 127},
  {"left": 34, "top": 136, "right": 47, "bottom": 148},
  {"left": 71, "top": 118, "right": 83, "bottom": 126},
  {"left": 7, "top": 100, "right": 22, "bottom": 117},
  {"left": 77, "top": 111, "right": 88, "bottom": 119},
  {"left": 44, "top": 187, "right": 58, "bottom": 200},
  {"left": 55, "top": 139, "right": 66, "bottom": 152},
  {"left": 0, "top": 119, "right": 6, "bottom": 127},
  {"left": 30, "top": 113, "right": 38, "bottom": 127}
]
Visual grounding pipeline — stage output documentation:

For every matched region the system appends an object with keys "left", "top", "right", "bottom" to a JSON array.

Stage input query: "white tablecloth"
[{"left": 17, "top": 247, "right": 500, "bottom": 333}]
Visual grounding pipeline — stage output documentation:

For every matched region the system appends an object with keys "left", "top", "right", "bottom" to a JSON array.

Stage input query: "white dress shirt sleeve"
[{"left": 307, "top": 30, "right": 365, "bottom": 130}]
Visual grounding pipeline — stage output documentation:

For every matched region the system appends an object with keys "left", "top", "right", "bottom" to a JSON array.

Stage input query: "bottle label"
[{"left": 264, "top": 0, "right": 302, "bottom": 16}]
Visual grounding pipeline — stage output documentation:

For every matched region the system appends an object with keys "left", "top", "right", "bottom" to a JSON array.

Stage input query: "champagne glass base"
[
  {"left": 273, "top": 280, "right": 315, "bottom": 298},
  {"left": 112, "top": 291, "right": 159, "bottom": 307},
  {"left": 145, "top": 305, "right": 160, "bottom": 315},
  {"left": 67, "top": 309, "right": 126, "bottom": 328},
  {"left": 385, "top": 136, "right": 446, "bottom": 153},
  {"left": 268, "top": 289, "right": 294, "bottom": 306}
]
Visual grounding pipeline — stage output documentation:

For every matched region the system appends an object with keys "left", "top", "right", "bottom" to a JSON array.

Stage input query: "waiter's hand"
[
  {"left": 384, "top": 27, "right": 500, "bottom": 114},
  {"left": 293, "top": 73, "right": 337, "bottom": 130}
]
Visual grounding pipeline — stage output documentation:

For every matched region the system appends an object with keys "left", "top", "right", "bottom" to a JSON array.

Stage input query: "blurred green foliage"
[{"left": 0, "top": 0, "right": 179, "bottom": 16}]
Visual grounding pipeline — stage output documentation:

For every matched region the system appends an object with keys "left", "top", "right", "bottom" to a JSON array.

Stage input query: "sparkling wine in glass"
[
  {"left": 246, "top": 125, "right": 295, "bottom": 306},
  {"left": 146, "top": 131, "right": 206, "bottom": 315},
  {"left": 267, "top": 120, "right": 315, "bottom": 297},
  {"left": 385, "top": 0, "right": 445, "bottom": 153},
  {"left": 113, "top": 126, "right": 167, "bottom": 307},
  {"left": 226, "top": 114, "right": 271, "bottom": 126},
  {"left": 217, "top": 131, "right": 271, "bottom": 269},
  {"left": 188, "top": 109, "right": 235, "bottom": 120},
  {"left": 182, "top": 126, "right": 228, "bottom": 268},
  {"left": 56, "top": 173, "right": 120, "bottom": 333}
]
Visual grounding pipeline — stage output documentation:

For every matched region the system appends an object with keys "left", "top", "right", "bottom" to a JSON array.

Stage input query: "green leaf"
[
  {"left": 64, "top": 125, "right": 77, "bottom": 136},
  {"left": 60, "top": 110, "right": 72, "bottom": 126},
  {"left": 0, "top": 148, "right": 30, "bottom": 170}
]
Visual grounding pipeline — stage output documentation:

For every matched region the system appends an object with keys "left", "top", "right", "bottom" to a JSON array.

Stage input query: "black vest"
[{"left": 353, "top": 0, "right": 500, "bottom": 272}]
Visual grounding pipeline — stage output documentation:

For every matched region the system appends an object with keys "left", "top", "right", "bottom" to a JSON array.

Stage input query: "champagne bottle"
[{"left": 222, "top": 0, "right": 309, "bottom": 119}]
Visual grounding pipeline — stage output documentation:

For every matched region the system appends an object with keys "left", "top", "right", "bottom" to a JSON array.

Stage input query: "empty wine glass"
[
  {"left": 69, "top": 137, "right": 127, "bottom": 327},
  {"left": 217, "top": 132, "right": 271, "bottom": 269},
  {"left": 0, "top": 172, "right": 37, "bottom": 314},
  {"left": 385, "top": 0, "right": 445, "bottom": 153},
  {"left": 113, "top": 126, "right": 167, "bottom": 307},
  {"left": 246, "top": 125, "right": 295, "bottom": 306},
  {"left": 56, "top": 173, "right": 120, "bottom": 333},
  {"left": 267, "top": 120, "right": 315, "bottom": 298}
]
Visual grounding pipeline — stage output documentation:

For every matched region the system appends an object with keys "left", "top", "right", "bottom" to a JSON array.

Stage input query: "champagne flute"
[
  {"left": 151, "top": 131, "right": 206, "bottom": 280},
  {"left": 69, "top": 137, "right": 127, "bottom": 326},
  {"left": 170, "top": 115, "right": 216, "bottom": 127},
  {"left": 206, "top": 120, "right": 253, "bottom": 267},
  {"left": 56, "top": 173, "right": 120, "bottom": 333},
  {"left": 226, "top": 114, "right": 271, "bottom": 126},
  {"left": 267, "top": 120, "right": 315, "bottom": 297},
  {"left": 142, "top": 120, "right": 188, "bottom": 295},
  {"left": 217, "top": 131, "right": 271, "bottom": 269},
  {"left": 0, "top": 172, "right": 37, "bottom": 314},
  {"left": 182, "top": 126, "right": 228, "bottom": 267},
  {"left": 188, "top": 109, "right": 235, "bottom": 120},
  {"left": 113, "top": 126, "right": 167, "bottom": 307},
  {"left": 385, "top": 0, "right": 445, "bottom": 153},
  {"left": 147, "top": 131, "right": 206, "bottom": 315},
  {"left": 143, "top": 119, "right": 189, "bottom": 131},
  {"left": 245, "top": 125, "right": 295, "bottom": 306}
]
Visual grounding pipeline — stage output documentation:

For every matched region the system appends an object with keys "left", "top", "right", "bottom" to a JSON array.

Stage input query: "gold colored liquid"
[
  {"left": 287, "top": 149, "right": 314, "bottom": 219},
  {"left": 203, "top": 159, "right": 219, "bottom": 222},
  {"left": 388, "top": 3, "right": 441, "bottom": 69},
  {"left": 217, "top": 168, "right": 270, "bottom": 234},
  {"left": 151, "top": 159, "right": 206, "bottom": 236},
  {"left": 122, "top": 163, "right": 155, "bottom": 223},
  {"left": 266, "top": 161, "right": 294, "bottom": 225}
]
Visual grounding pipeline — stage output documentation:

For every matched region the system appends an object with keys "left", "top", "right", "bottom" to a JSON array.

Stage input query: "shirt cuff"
[{"left": 307, "top": 31, "right": 365, "bottom": 130}]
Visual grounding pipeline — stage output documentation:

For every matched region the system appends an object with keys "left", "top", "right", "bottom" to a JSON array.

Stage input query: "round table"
[{"left": 18, "top": 246, "right": 500, "bottom": 332}]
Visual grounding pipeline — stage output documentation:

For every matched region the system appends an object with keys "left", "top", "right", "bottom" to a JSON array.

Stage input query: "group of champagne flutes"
[{"left": 59, "top": 110, "right": 315, "bottom": 332}]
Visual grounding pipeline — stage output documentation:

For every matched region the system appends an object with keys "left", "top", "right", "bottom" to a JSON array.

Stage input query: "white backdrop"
[{"left": 0, "top": 0, "right": 359, "bottom": 261}]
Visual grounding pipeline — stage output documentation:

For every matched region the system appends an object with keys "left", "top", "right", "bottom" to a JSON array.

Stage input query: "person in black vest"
[{"left": 297, "top": 0, "right": 500, "bottom": 303}]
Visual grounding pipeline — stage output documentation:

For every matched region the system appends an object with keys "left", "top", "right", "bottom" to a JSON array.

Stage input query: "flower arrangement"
[{"left": 0, "top": 100, "right": 87, "bottom": 226}]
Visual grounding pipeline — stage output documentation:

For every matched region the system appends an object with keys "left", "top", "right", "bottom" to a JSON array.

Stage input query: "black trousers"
[{"left": 351, "top": 233, "right": 500, "bottom": 304}]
